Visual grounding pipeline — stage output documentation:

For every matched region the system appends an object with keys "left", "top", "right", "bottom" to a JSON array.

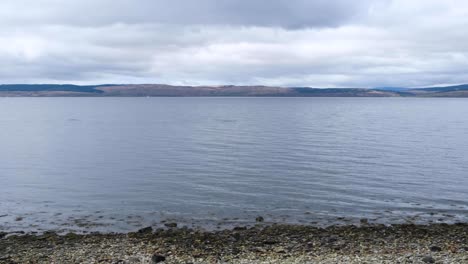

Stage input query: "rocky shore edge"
[{"left": 1, "top": 223, "right": 467, "bottom": 263}]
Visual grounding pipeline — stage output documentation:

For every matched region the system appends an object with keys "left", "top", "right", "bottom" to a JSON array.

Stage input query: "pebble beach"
[{"left": 1, "top": 223, "right": 467, "bottom": 264}]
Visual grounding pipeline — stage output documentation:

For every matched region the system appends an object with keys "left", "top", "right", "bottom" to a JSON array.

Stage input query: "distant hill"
[
  {"left": 292, "top": 87, "right": 396, "bottom": 97},
  {"left": 374, "top": 87, "right": 409, "bottom": 92},
  {"left": 0, "top": 84, "right": 106, "bottom": 93},
  {"left": 404, "top": 84, "right": 468, "bottom": 97},
  {"left": 0, "top": 84, "right": 467, "bottom": 97},
  {"left": 88, "top": 85, "right": 398, "bottom": 97},
  {"left": 411, "top": 84, "right": 468, "bottom": 92}
]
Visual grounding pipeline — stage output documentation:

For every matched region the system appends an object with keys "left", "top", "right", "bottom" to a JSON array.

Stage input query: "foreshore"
[{"left": 1, "top": 223, "right": 467, "bottom": 264}]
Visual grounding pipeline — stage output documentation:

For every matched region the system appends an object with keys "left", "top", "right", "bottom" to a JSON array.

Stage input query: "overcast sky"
[{"left": 1, "top": 0, "right": 468, "bottom": 87}]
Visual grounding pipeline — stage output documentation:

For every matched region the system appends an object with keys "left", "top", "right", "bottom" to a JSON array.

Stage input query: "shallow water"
[{"left": 1, "top": 97, "right": 467, "bottom": 233}]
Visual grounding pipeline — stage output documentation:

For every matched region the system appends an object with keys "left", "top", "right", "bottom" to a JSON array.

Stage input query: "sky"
[{"left": 1, "top": 0, "right": 468, "bottom": 88}]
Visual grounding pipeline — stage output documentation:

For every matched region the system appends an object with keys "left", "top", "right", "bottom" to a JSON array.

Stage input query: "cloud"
[
  {"left": 0, "top": 0, "right": 374, "bottom": 28},
  {"left": 0, "top": 0, "right": 468, "bottom": 87}
]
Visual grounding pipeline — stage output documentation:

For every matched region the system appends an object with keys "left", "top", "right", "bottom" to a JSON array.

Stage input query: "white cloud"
[{"left": 0, "top": 0, "right": 468, "bottom": 87}]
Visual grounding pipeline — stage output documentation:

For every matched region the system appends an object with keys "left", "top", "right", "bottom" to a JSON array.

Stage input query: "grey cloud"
[
  {"left": 1, "top": 0, "right": 468, "bottom": 87},
  {"left": 0, "top": 0, "right": 374, "bottom": 28}
]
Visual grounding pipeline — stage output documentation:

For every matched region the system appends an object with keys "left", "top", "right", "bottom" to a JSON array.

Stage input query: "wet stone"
[
  {"left": 0, "top": 223, "right": 467, "bottom": 263},
  {"left": 164, "top": 223, "right": 177, "bottom": 228},
  {"left": 151, "top": 254, "right": 166, "bottom": 263},
  {"left": 137, "top": 226, "right": 153, "bottom": 234},
  {"left": 326, "top": 235, "right": 339, "bottom": 243},
  {"left": 430, "top": 245, "right": 442, "bottom": 252},
  {"left": 263, "top": 240, "right": 278, "bottom": 245},
  {"left": 422, "top": 256, "right": 435, "bottom": 263}
]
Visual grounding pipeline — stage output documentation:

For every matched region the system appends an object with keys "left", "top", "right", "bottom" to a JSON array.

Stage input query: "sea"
[{"left": 1, "top": 97, "right": 467, "bottom": 233}]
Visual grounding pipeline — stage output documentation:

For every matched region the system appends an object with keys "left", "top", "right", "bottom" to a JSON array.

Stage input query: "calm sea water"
[{"left": 1, "top": 97, "right": 467, "bottom": 233}]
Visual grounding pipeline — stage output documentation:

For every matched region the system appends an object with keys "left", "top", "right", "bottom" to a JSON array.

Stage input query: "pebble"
[
  {"left": 1, "top": 223, "right": 467, "bottom": 264},
  {"left": 137, "top": 226, "right": 153, "bottom": 234},
  {"left": 422, "top": 255, "right": 435, "bottom": 263},
  {"left": 164, "top": 223, "right": 177, "bottom": 228},
  {"left": 429, "top": 245, "right": 442, "bottom": 252},
  {"left": 151, "top": 254, "right": 166, "bottom": 263},
  {"left": 273, "top": 246, "right": 286, "bottom": 253}
]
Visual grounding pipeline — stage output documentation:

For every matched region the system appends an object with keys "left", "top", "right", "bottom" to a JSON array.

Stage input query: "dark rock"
[
  {"left": 151, "top": 254, "right": 166, "bottom": 263},
  {"left": 422, "top": 256, "right": 435, "bottom": 263},
  {"left": 255, "top": 216, "right": 264, "bottom": 222},
  {"left": 137, "top": 226, "right": 153, "bottom": 234},
  {"left": 64, "top": 233, "right": 80, "bottom": 239},
  {"left": 360, "top": 218, "right": 368, "bottom": 224},
  {"left": 15, "top": 217, "right": 23, "bottom": 221},
  {"left": 233, "top": 226, "right": 247, "bottom": 231},
  {"left": 327, "top": 235, "right": 339, "bottom": 243},
  {"left": 231, "top": 233, "right": 241, "bottom": 241},
  {"left": 43, "top": 231, "right": 57, "bottom": 236},
  {"left": 0, "top": 232, "right": 6, "bottom": 239},
  {"left": 430, "top": 245, "right": 442, "bottom": 252},
  {"left": 164, "top": 222, "right": 177, "bottom": 228},
  {"left": 333, "top": 244, "right": 345, "bottom": 251},
  {"left": 263, "top": 240, "right": 278, "bottom": 245}
]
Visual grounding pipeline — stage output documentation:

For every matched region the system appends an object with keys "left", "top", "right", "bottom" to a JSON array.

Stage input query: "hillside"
[
  {"left": 0, "top": 84, "right": 398, "bottom": 97},
  {"left": 0, "top": 84, "right": 467, "bottom": 97},
  {"left": 404, "top": 84, "right": 468, "bottom": 97}
]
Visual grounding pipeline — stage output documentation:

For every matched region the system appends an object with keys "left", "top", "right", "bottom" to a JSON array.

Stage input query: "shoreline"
[{"left": 1, "top": 223, "right": 467, "bottom": 263}]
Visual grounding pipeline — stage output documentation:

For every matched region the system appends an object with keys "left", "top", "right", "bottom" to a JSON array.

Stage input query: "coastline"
[{"left": 1, "top": 223, "right": 467, "bottom": 263}]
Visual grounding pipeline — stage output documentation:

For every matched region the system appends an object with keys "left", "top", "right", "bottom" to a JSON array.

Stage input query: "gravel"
[{"left": 0, "top": 223, "right": 467, "bottom": 263}]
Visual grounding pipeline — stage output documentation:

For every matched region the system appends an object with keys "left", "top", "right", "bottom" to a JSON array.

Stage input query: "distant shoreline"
[
  {"left": 1, "top": 84, "right": 468, "bottom": 97},
  {"left": 1, "top": 223, "right": 467, "bottom": 263}
]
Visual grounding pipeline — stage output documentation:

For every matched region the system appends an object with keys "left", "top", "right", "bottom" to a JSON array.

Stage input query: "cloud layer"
[{"left": 1, "top": 0, "right": 468, "bottom": 87}]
